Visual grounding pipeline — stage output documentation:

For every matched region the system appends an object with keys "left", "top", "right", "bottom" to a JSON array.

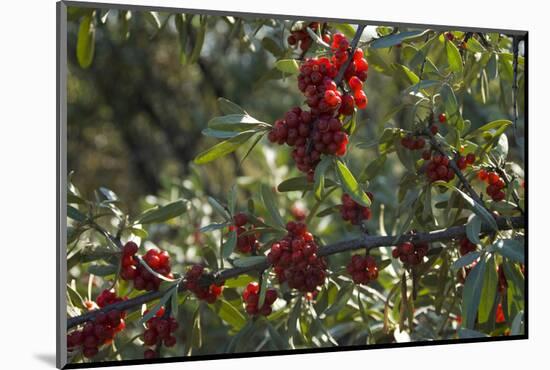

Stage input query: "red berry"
[{"left": 438, "top": 113, "right": 447, "bottom": 123}]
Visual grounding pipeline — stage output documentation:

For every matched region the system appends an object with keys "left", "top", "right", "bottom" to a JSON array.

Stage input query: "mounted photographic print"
[{"left": 57, "top": 1, "right": 527, "bottom": 368}]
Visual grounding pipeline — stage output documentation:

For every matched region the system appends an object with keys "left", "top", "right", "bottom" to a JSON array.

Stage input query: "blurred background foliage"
[{"left": 66, "top": 4, "right": 525, "bottom": 363}]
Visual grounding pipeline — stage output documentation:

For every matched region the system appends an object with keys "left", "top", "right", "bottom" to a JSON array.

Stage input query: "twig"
[
  {"left": 493, "top": 167, "right": 524, "bottom": 215},
  {"left": 424, "top": 129, "right": 488, "bottom": 210},
  {"left": 67, "top": 215, "right": 524, "bottom": 329}
]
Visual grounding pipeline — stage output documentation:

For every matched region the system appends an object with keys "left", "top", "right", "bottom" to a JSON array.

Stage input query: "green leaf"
[
  {"left": 277, "top": 176, "right": 311, "bottom": 192},
  {"left": 199, "top": 222, "right": 228, "bottom": 233},
  {"left": 208, "top": 114, "right": 266, "bottom": 132},
  {"left": 135, "top": 199, "right": 187, "bottom": 224},
  {"left": 511, "top": 311, "right": 524, "bottom": 335},
  {"left": 324, "top": 282, "right": 354, "bottom": 315},
  {"left": 457, "top": 189, "right": 498, "bottom": 231},
  {"left": 218, "top": 98, "right": 247, "bottom": 115},
  {"left": 314, "top": 156, "right": 333, "bottom": 200},
  {"left": 224, "top": 274, "right": 256, "bottom": 288},
  {"left": 466, "top": 37, "right": 486, "bottom": 53},
  {"left": 458, "top": 328, "right": 489, "bottom": 338},
  {"left": 222, "top": 230, "right": 237, "bottom": 259},
  {"left": 189, "top": 15, "right": 207, "bottom": 64},
  {"left": 335, "top": 159, "right": 371, "bottom": 207},
  {"left": 275, "top": 59, "right": 300, "bottom": 75},
  {"left": 451, "top": 251, "right": 481, "bottom": 271},
  {"left": 465, "top": 215, "right": 482, "bottom": 245},
  {"left": 201, "top": 128, "right": 242, "bottom": 139},
  {"left": 191, "top": 305, "right": 202, "bottom": 349},
  {"left": 67, "top": 205, "right": 87, "bottom": 222},
  {"left": 139, "top": 287, "right": 176, "bottom": 325},
  {"left": 440, "top": 83, "right": 459, "bottom": 119},
  {"left": 316, "top": 206, "right": 339, "bottom": 217},
  {"left": 329, "top": 23, "right": 356, "bottom": 39},
  {"left": 232, "top": 256, "right": 266, "bottom": 268},
  {"left": 359, "top": 155, "right": 386, "bottom": 182},
  {"left": 143, "top": 11, "right": 161, "bottom": 29},
  {"left": 478, "top": 254, "right": 498, "bottom": 323},
  {"left": 98, "top": 187, "right": 119, "bottom": 202},
  {"left": 371, "top": 30, "right": 430, "bottom": 49},
  {"left": 194, "top": 131, "right": 256, "bottom": 164},
  {"left": 391, "top": 63, "right": 420, "bottom": 85},
  {"left": 466, "top": 120, "right": 511, "bottom": 139},
  {"left": 207, "top": 196, "right": 231, "bottom": 220},
  {"left": 445, "top": 40, "right": 463, "bottom": 73},
  {"left": 266, "top": 321, "right": 287, "bottom": 349},
  {"left": 490, "top": 239, "right": 524, "bottom": 264},
  {"left": 462, "top": 254, "right": 487, "bottom": 328},
  {"left": 287, "top": 296, "right": 302, "bottom": 340},
  {"left": 87, "top": 264, "right": 117, "bottom": 276},
  {"left": 76, "top": 15, "right": 95, "bottom": 69},
  {"left": 215, "top": 299, "right": 246, "bottom": 330},
  {"left": 261, "top": 184, "right": 286, "bottom": 229},
  {"left": 261, "top": 37, "right": 284, "bottom": 57}
]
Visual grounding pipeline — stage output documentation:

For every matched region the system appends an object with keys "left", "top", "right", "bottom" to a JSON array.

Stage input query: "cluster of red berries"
[
  {"left": 268, "top": 32, "right": 369, "bottom": 182},
  {"left": 425, "top": 154, "right": 455, "bottom": 182},
  {"left": 401, "top": 135, "right": 426, "bottom": 151},
  {"left": 142, "top": 306, "right": 179, "bottom": 359},
  {"left": 267, "top": 221, "right": 327, "bottom": 292},
  {"left": 67, "top": 290, "right": 127, "bottom": 359},
  {"left": 229, "top": 212, "right": 259, "bottom": 254},
  {"left": 184, "top": 265, "right": 224, "bottom": 303},
  {"left": 392, "top": 241, "right": 429, "bottom": 265},
  {"left": 477, "top": 170, "right": 506, "bottom": 202},
  {"left": 340, "top": 192, "right": 373, "bottom": 225},
  {"left": 241, "top": 282, "right": 278, "bottom": 316},
  {"left": 458, "top": 237, "right": 477, "bottom": 256},
  {"left": 346, "top": 254, "right": 379, "bottom": 285},
  {"left": 287, "top": 22, "right": 328, "bottom": 52},
  {"left": 120, "top": 242, "right": 173, "bottom": 291},
  {"left": 268, "top": 107, "right": 348, "bottom": 181}
]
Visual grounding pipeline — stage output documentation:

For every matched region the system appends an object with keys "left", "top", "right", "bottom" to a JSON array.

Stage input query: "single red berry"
[{"left": 438, "top": 113, "right": 447, "bottom": 123}]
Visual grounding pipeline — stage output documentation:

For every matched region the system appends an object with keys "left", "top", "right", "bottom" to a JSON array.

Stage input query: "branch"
[{"left": 67, "top": 215, "right": 524, "bottom": 329}]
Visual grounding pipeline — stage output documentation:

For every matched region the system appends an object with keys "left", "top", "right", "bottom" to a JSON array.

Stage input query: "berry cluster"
[
  {"left": 67, "top": 290, "right": 126, "bottom": 359},
  {"left": 184, "top": 265, "right": 224, "bottom": 303},
  {"left": 242, "top": 282, "right": 278, "bottom": 316},
  {"left": 230, "top": 212, "right": 259, "bottom": 254},
  {"left": 287, "top": 22, "right": 328, "bottom": 52},
  {"left": 120, "top": 242, "right": 173, "bottom": 291},
  {"left": 424, "top": 153, "right": 475, "bottom": 183},
  {"left": 340, "top": 192, "right": 373, "bottom": 225},
  {"left": 267, "top": 221, "right": 327, "bottom": 292},
  {"left": 346, "top": 254, "right": 379, "bottom": 285},
  {"left": 425, "top": 154, "right": 455, "bottom": 182},
  {"left": 268, "top": 32, "right": 369, "bottom": 182},
  {"left": 458, "top": 238, "right": 477, "bottom": 256},
  {"left": 477, "top": 170, "right": 506, "bottom": 202},
  {"left": 391, "top": 241, "right": 429, "bottom": 266},
  {"left": 401, "top": 135, "right": 426, "bottom": 151},
  {"left": 142, "top": 306, "right": 179, "bottom": 359}
]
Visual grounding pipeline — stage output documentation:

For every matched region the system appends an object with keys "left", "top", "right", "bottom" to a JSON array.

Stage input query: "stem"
[{"left": 67, "top": 215, "right": 524, "bottom": 329}]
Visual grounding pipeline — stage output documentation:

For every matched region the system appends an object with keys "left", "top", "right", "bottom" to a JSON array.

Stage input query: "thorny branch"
[{"left": 67, "top": 215, "right": 524, "bottom": 329}]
